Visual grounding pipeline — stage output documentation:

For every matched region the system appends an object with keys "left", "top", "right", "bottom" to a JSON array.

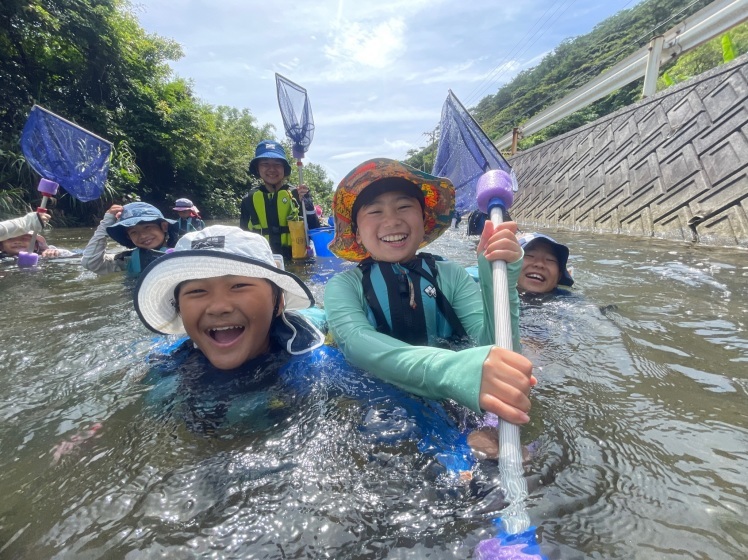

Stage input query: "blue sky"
[{"left": 134, "top": 0, "right": 644, "bottom": 183}]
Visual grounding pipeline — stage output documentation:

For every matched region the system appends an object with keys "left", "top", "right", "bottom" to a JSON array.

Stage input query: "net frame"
[
  {"left": 275, "top": 74, "right": 315, "bottom": 159},
  {"left": 20, "top": 105, "right": 112, "bottom": 202},
  {"left": 432, "top": 90, "right": 513, "bottom": 215}
]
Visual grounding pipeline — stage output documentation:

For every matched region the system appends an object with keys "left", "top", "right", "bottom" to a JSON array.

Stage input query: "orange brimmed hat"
[{"left": 329, "top": 158, "right": 454, "bottom": 262}]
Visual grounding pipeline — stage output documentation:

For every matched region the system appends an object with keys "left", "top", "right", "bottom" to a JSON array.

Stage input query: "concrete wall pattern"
[{"left": 508, "top": 54, "right": 748, "bottom": 247}]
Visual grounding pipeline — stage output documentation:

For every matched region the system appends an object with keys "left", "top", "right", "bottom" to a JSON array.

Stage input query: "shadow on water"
[{"left": 0, "top": 224, "right": 746, "bottom": 558}]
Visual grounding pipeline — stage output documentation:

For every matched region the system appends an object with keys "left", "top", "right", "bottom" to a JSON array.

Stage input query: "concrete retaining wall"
[{"left": 508, "top": 54, "right": 748, "bottom": 247}]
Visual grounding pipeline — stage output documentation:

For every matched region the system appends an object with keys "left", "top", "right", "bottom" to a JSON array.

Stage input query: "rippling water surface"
[{"left": 1, "top": 224, "right": 746, "bottom": 559}]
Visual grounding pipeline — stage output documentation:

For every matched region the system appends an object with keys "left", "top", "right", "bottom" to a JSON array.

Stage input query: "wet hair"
[
  {"left": 165, "top": 222, "right": 180, "bottom": 248},
  {"left": 351, "top": 178, "right": 426, "bottom": 234}
]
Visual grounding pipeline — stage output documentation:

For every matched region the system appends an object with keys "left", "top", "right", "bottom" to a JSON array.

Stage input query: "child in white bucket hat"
[{"left": 135, "top": 225, "right": 323, "bottom": 369}]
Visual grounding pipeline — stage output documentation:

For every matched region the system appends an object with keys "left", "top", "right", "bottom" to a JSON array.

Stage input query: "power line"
[
  {"left": 464, "top": 0, "right": 646, "bottom": 109},
  {"left": 464, "top": 0, "right": 579, "bottom": 107},
  {"left": 502, "top": 0, "right": 709, "bottom": 130},
  {"left": 406, "top": 0, "right": 709, "bottom": 161}
]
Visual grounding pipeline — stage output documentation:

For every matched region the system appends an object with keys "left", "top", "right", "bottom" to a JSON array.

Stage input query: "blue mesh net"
[
  {"left": 20, "top": 105, "right": 112, "bottom": 202},
  {"left": 276, "top": 74, "right": 314, "bottom": 159},
  {"left": 432, "top": 91, "right": 513, "bottom": 215}
]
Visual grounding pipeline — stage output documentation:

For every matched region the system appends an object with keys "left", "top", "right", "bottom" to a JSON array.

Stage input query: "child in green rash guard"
[
  {"left": 82, "top": 202, "right": 178, "bottom": 277},
  {"left": 324, "top": 158, "right": 536, "bottom": 436}
]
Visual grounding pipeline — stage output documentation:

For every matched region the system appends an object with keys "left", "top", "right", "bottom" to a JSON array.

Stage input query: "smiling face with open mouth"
[
  {"left": 517, "top": 240, "right": 562, "bottom": 294},
  {"left": 177, "top": 275, "right": 279, "bottom": 370},
  {"left": 354, "top": 191, "right": 425, "bottom": 263},
  {"left": 257, "top": 160, "right": 287, "bottom": 191}
]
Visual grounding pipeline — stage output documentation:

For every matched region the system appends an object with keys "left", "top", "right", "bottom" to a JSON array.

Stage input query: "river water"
[{"left": 0, "top": 223, "right": 746, "bottom": 559}]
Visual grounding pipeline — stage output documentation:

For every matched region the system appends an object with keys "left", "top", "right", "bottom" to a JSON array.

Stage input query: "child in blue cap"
[
  {"left": 239, "top": 139, "right": 320, "bottom": 258},
  {"left": 82, "top": 202, "right": 178, "bottom": 277}
]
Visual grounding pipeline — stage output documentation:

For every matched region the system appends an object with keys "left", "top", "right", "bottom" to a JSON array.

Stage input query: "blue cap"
[
  {"left": 249, "top": 140, "right": 291, "bottom": 177},
  {"left": 106, "top": 202, "right": 176, "bottom": 248},
  {"left": 518, "top": 232, "right": 574, "bottom": 287}
]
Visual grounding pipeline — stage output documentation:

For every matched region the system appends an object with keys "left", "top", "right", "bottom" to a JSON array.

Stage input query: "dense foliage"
[
  {"left": 406, "top": 0, "right": 748, "bottom": 166},
  {"left": 0, "top": 0, "right": 334, "bottom": 225},
  {"left": 2, "top": 0, "right": 743, "bottom": 224}
]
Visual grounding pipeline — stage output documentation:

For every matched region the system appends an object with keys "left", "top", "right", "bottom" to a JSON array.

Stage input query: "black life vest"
[{"left": 358, "top": 253, "right": 468, "bottom": 346}]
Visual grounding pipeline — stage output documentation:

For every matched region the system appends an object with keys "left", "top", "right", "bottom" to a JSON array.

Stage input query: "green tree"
[
  {"left": 656, "top": 22, "right": 748, "bottom": 90},
  {"left": 288, "top": 161, "right": 334, "bottom": 215}
]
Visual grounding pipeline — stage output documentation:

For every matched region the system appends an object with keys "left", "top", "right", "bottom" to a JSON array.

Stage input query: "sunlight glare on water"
[{"left": 0, "top": 224, "right": 746, "bottom": 559}]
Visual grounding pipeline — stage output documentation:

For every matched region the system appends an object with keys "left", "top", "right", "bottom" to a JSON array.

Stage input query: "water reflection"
[{"left": 0, "top": 224, "right": 746, "bottom": 559}]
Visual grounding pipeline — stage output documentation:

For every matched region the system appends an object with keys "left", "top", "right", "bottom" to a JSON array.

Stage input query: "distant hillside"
[{"left": 406, "top": 0, "right": 748, "bottom": 170}]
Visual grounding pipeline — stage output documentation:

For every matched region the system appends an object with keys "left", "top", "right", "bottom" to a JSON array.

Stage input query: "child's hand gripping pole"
[
  {"left": 476, "top": 170, "right": 530, "bottom": 535},
  {"left": 18, "top": 179, "right": 59, "bottom": 268}
]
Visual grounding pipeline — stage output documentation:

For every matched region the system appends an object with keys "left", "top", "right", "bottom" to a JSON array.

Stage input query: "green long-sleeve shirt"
[{"left": 324, "top": 253, "right": 522, "bottom": 413}]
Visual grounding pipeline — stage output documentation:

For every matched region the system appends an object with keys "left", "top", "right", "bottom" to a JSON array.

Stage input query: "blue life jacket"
[
  {"left": 121, "top": 247, "right": 169, "bottom": 277},
  {"left": 145, "top": 337, "right": 474, "bottom": 472},
  {"left": 358, "top": 253, "right": 468, "bottom": 346}
]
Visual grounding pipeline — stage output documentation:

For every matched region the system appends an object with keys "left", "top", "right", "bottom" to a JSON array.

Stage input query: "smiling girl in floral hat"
[{"left": 324, "top": 159, "right": 535, "bottom": 436}]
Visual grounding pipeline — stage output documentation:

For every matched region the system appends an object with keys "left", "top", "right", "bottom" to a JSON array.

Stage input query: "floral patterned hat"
[{"left": 329, "top": 158, "right": 455, "bottom": 262}]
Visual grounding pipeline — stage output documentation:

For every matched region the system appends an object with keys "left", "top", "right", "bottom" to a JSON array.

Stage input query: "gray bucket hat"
[{"left": 106, "top": 202, "right": 176, "bottom": 248}]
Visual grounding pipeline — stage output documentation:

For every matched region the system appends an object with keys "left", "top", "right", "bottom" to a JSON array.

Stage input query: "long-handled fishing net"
[
  {"left": 276, "top": 73, "right": 315, "bottom": 258},
  {"left": 18, "top": 105, "right": 112, "bottom": 266},
  {"left": 432, "top": 90, "right": 516, "bottom": 216},
  {"left": 432, "top": 92, "right": 544, "bottom": 560}
]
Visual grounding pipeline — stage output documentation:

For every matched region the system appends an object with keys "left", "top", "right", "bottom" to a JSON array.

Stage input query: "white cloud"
[
  {"left": 328, "top": 150, "right": 372, "bottom": 161},
  {"left": 317, "top": 107, "right": 437, "bottom": 126},
  {"left": 135, "top": 0, "right": 648, "bottom": 179},
  {"left": 324, "top": 18, "right": 406, "bottom": 70}
]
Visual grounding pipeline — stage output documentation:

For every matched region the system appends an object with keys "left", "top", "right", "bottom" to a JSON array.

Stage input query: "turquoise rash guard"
[{"left": 324, "top": 253, "right": 522, "bottom": 414}]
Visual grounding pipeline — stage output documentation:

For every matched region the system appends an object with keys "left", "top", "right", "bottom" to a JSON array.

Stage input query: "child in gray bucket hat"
[{"left": 82, "top": 202, "right": 178, "bottom": 277}]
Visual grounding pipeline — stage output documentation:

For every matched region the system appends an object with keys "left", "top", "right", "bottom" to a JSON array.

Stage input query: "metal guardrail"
[{"left": 496, "top": 0, "right": 748, "bottom": 149}]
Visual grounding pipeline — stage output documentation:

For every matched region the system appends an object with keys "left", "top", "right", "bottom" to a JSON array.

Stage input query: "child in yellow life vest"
[
  {"left": 323, "top": 159, "right": 535, "bottom": 448},
  {"left": 239, "top": 140, "right": 320, "bottom": 258}
]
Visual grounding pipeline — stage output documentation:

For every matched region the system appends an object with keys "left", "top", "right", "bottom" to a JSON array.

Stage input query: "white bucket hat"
[{"left": 134, "top": 225, "right": 314, "bottom": 334}]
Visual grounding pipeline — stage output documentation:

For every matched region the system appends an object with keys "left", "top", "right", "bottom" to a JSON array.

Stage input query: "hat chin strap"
[{"left": 275, "top": 312, "right": 325, "bottom": 355}]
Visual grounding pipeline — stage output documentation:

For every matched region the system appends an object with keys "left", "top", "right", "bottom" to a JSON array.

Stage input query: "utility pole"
[{"left": 422, "top": 126, "right": 439, "bottom": 171}]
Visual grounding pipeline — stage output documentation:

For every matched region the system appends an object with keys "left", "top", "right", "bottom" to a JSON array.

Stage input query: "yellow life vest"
[{"left": 245, "top": 187, "right": 297, "bottom": 252}]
